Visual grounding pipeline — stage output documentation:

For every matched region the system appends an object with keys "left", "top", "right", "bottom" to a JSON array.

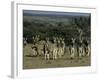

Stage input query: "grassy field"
[{"left": 23, "top": 44, "right": 91, "bottom": 69}]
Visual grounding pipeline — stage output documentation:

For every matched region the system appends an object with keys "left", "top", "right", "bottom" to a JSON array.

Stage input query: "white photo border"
[{"left": 11, "top": 1, "right": 97, "bottom": 78}]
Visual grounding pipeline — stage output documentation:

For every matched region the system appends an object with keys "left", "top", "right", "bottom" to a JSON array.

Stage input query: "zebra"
[
  {"left": 31, "top": 44, "right": 37, "bottom": 56},
  {"left": 70, "top": 45, "right": 75, "bottom": 59},
  {"left": 86, "top": 44, "right": 90, "bottom": 56},
  {"left": 57, "top": 38, "right": 65, "bottom": 58},
  {"left": 23, "top": 37, "right": 27, "bottom": 47},
  {"left": 70, "top": 38, "right": 76, "bottom": 59},
  {"left": 44, "top": 42, "right": 50, "bottom": 60},
  {"left": 78, "top": 38, "right": 86, "bottom": 58}
]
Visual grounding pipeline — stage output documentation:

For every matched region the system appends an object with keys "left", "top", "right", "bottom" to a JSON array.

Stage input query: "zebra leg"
[
  {"left": 71, "top": 52, "right": 74, "bottom": 59},
  {"left": 87, "top": 46, "right": 90, "bottom": 56},
  {"left": 47, "top": 54, "right": 50, "bottom": 60},
  {"left": 45, "top": 51, "right": 48, "bottom": 60},
  {"left": 87, "top": 50, "right": 90, "bottom": 56},
  {"left": 70, "top": 49, "right": 75, "bottom": 59},
  {"left": 45, "top": 54, "right": 47, "bottom": 60},
  {"left": 79, "top": 50, "right": 82, "bottom": 59}
]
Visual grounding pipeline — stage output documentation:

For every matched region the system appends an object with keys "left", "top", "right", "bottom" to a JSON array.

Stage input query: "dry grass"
[{"left": 23, "top": 44, "right": 91, "bottom": 69}]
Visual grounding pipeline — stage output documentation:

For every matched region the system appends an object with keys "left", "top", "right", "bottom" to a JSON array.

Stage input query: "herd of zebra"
[{"left": 23, "top": 35, "right": 91, "bottom": 61}]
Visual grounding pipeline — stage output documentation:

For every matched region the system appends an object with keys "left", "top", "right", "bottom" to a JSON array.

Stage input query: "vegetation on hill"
[{"left": 23, "top": 14, "right": 91, "bottom": 45}]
